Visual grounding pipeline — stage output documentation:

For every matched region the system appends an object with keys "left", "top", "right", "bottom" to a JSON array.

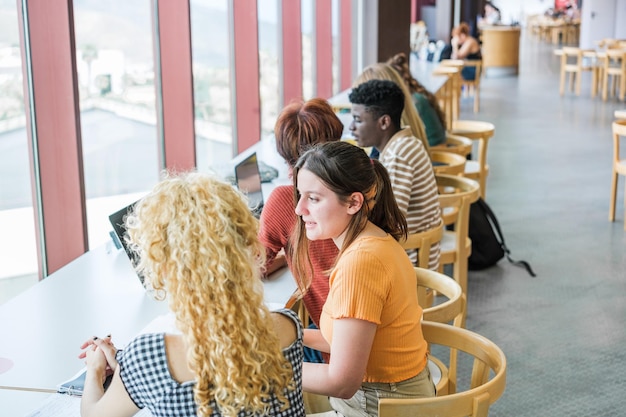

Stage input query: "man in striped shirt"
[{"left": 349, "top": 79, "right": 442, "bottom": 270}]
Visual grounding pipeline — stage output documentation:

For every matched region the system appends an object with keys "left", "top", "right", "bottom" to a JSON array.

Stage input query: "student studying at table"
[
  {"left": 451, "top": 22, "right": 482, "bottom": 80},
  {"left": 78, "top": 172, "right": 305, "bottom": 417},
  {"left": 387, "top": 52, "right": 447, "bottom": 147},
  {"left": 353, "top": 65, "right": 430, "bottom": 154},
  {"left": 348, "top": 79, "right": 442, "bottom": 270},
  {"left": 258, "top": 98, "right": 344, "bottom": 364},
  {"left": 291, "top": 141, "right": 435, "bottom": 417}
]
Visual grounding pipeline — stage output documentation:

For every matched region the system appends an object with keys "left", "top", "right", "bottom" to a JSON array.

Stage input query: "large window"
[
  {"left": 191, "top": 0, "right": 234, "bottom": 173},
  {"left": 73, "top": 0, "right": 159, "bottom": 250},
  {"left": 0, "top": 0, "right": 358, "bottom": 306},
  {"left": 332, "top": 0, "right": 341, "bottom": 95},
  {"left": 301, "top": 0, "right": 314, "bottom": 100},
  {"left": 258, "top": 0, "right": 280, "bottom": 138},
  {"left": 0, "top": 0, "right": 38, "bottom": 303}
]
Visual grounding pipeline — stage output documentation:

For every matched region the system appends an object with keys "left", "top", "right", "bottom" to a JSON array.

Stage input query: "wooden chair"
[
  {"left": 609, "top": 120, "right": 626, "bottom": 230},
  {"left": 564, "top": 22, "right": 580, "bottom": 45},
  {"left": 418, "top": 267, "right": 464, "bottom": 326},
  {"left": 450, "top": 120, "right": 495, "bottom": 200},
  {"left": 415, "top": 267, "right": 464, "bottom": 396},
  {"left": 430, "top": 133, "right": 472, "bottom": 158},
  {"left": 433, "top": 66, "right": 462, "bottom": 128},
  {"left": 461, "top": 60, "right": 483, "bottom": 113},
  {"left": 441, "top": 59, "right": 482, "bottom": 113},
  {"left": 378, "top": 321, "right": 507, "bottom": 417},
  {"left": 601, "top": 49, "right": 626, "bottom": 102},
  {"left": 559, "top": 47, "right": 597, "bottom": 96},
  {"left": 436, "top": 174, "right": 480, "bottom": 327},
  {"left": 431, "top": 151, "right": 466, "bottom": 176},
  {"left": 400, "top": 220, "right": 444, "bottom": 309},
  {"left": 400, "top": 220, "right": 444, "bottom": 270}
]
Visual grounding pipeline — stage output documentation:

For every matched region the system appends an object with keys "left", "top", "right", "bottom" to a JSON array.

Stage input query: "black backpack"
[{"left": 468, "top": 198, "right": 536, "bottom": 277}]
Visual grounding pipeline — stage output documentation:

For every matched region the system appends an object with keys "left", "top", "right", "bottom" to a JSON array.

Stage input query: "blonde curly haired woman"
[{"left": 79, "top": 172, "right": 305, "bottom": 417}]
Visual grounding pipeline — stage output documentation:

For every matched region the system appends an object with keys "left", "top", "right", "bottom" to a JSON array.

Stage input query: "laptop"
[
  {"left": 108, "top": 200, "right": 144, "bottom": 284},
  {"left": 234, "top": 152, "right": 265, "bottom": 218}
]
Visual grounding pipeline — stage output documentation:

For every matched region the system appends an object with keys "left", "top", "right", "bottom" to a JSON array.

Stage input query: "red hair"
[{"left": 274, "top": 98, "right": 344, "bottom": 167}]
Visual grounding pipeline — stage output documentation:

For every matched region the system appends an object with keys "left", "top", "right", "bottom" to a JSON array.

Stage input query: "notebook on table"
[{"left": 234, "top": 152, "right": 265, "bottom": 218}]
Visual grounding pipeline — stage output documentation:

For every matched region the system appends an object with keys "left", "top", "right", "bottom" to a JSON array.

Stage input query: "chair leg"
[
  {"left": 603, "top": 72, "right": 609, "bottom": 101},
  {"left": 473, "top": 89, "right": 479, "bottom": 113},
  {"left": 560, "top": 69, "right": 566, "bottom": 96},
  {"left": 609, "top": 170, "right": 618, "bottom": 221},
  {"left": 452, "top": 257, "right": 468, "bottom": 328},
  {"left": 623, "top": 180, "right": 626, "bottom": 231},
  {"left": 591, "top": 69, "right": 598, "bottom": 98}
]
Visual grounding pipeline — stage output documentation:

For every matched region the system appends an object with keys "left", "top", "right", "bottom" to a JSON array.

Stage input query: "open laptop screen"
[
  {"left": 108, "top": 200, "right": 144, "bottom": 284},
  {"left": 234, "top": 152, "right": 264, "bottom": 217}
]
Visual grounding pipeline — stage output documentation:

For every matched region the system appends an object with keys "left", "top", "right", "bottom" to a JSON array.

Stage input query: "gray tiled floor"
[{"left": 458, "top": 34, "right": 626, "bottom": 416}]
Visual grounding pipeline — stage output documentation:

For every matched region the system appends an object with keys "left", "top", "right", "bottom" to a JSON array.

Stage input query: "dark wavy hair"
[
  {"left": 387, "top": 52, "right": 447, "bottom": 130},
  {"left": 348, "top": 79, "right": 404, "bottom": 130},
  {"left": 274, "top": 98, "right": 344, "bottom": 168},
  {"left": 290, "top": 141, "right": 407, "bottom": 293}
]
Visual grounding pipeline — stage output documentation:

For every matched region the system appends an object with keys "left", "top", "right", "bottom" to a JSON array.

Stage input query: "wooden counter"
[{"left": 481, "top": 26, "right": 521, "bottom": 75}]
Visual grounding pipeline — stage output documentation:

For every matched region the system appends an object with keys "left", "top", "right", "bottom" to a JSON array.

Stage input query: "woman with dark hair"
[
  {"left": 387, "top": 52, "right": 446, "bottom": 147},
  {"left": 291, "top": 141, "right": 435, "bottom": 416},
  {"left": 259, "top": 98, "right": 343, "bottom": 364}
]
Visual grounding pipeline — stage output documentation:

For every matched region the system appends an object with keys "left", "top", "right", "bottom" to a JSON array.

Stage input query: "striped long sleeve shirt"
[{"left": 380, "top": 128, "right": 442, "bottom": 270}]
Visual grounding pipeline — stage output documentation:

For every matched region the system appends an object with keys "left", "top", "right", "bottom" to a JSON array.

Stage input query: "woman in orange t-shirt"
[{"left": 291, "top": 141, "right": 435, "bottom": 416}]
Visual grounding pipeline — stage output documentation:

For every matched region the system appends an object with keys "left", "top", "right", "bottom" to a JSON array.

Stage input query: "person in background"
[
  {"left": 410, "top": 20, "right": 430, "bottom": 55},
  {"left": 483, "top": 1, "right": 502, "bottom": 26},
  {"left": 79, "top": 172, "right": 305, "bottom": 417},
  {"left": 353, "top": 64, "right": 430, "bottom": 154},
  {"left": 387, "top": 52, "right": 447, "bottom": 147},
  {"left": 348, "top": 79, "right": 441, "bottom": 271},
  {"left": 451, "top": 22, "right": 482, "bottom": 80},
  {"left": 259, "top": 97, "right": 344, "bottom": 363},
  {"left": 563, "top": 1, "right": 580, "bottom": 20},
  {"left": 291, "top": 141, "right": 435, "bottom": 416}
]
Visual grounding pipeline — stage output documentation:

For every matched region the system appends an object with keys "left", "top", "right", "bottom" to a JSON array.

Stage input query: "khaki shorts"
[{"left": 308, "top": 365, "right": 435, "bottom": 417}]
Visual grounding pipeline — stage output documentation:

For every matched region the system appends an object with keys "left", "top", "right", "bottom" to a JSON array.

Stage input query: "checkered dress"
[{"left": 117, "top": 308, "right": 305, "bottom": 417}]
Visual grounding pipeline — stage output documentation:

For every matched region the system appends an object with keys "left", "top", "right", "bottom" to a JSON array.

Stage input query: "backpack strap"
[{"left": 480, "top": 199, "right": 537, "bottom": 277}]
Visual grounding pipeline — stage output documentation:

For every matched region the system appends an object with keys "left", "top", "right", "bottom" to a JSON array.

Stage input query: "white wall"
[
  {"left": 615, "top": 0, "right": 626, "bottom": 39},
  {"left": 579, "top": 0, "right": 617, "bottom": 49}
]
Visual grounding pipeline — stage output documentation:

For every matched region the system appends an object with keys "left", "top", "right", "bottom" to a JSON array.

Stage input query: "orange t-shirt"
[{"left": 319, "top": 235, "right": 428, "bottom": 383}]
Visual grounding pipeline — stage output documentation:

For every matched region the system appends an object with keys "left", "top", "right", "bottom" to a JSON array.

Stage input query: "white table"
[
  {"left": 0, "top": 389, "right": 54, "bottom": 417},
  {"left": 0, "top": 243, "right": 167, "bottom": 392},
  {"left": 409, "top": 58, "right": 450, "bottom": 94},
  {"left": 0, "top": 241, "right": 295, "bottom": 394}
]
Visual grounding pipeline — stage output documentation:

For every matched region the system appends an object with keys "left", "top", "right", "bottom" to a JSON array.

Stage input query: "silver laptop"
[
  {"left": 234, "top": 152, "right": 264, "bottom": 218},
  {"left": 108, "top": 200, "right": 144, "bottom": 284}
]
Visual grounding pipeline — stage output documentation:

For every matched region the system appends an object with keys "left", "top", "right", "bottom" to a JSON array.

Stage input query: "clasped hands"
[{"left": 79, "top": 335, "right": 118, "bottom": 382}]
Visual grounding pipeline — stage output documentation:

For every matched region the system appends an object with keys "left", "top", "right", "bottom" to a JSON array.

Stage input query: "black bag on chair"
[{"left": 468, "top": 198, "right": 536, "bottom": 277}]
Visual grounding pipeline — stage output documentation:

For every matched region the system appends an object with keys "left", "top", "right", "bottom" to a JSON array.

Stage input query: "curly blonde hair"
[
  {"left": 125, "top": 171, "right": 295, "bottom": 417},
  {"left": 353, "top": 62, "right": 430, "bottom": 155}
]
